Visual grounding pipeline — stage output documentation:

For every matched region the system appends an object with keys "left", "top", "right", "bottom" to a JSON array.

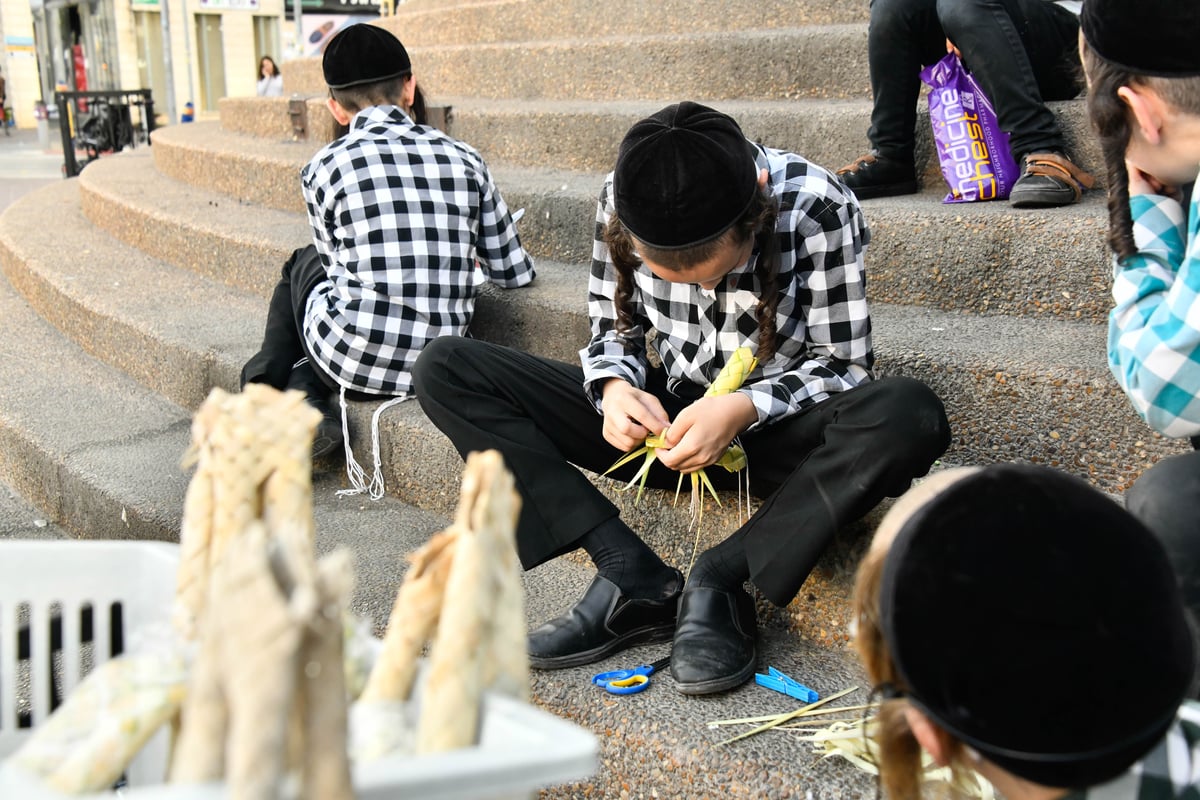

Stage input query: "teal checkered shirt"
[{"left": 1109, "top": 185, "right": 1200, "bottom": 439}]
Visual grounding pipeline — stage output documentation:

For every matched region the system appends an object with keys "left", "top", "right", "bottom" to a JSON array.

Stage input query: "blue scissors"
[{"left": 591, "top": 656, "right": 670, "bottom": 695}]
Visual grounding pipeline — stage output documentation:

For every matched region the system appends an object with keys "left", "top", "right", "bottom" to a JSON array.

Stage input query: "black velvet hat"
[
  {"left": 323, "top": 24, "right": 412, "bottom": 90},
  {"left": 613, "top": 101, "right": 759, "bottom": 250},
  {"left": 879, "top": 463, "right": 1195, "bottom": 787},
  {"left": 1081, "top": 0, "right": 1200, "bottom": 77}
]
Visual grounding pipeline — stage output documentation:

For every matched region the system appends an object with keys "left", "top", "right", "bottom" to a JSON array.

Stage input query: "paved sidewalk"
[{"left": 0, "top": 126, "right": 69, "bottom": 212}]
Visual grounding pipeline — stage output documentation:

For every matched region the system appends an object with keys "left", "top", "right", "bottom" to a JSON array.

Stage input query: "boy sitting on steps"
[{"left": 241, "top": 24, "right": 535, "bottom": 493}]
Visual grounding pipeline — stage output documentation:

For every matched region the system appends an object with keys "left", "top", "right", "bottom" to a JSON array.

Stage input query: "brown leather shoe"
[{"left": 1010, "top": 152, "right": 1095, "bottom": 208}]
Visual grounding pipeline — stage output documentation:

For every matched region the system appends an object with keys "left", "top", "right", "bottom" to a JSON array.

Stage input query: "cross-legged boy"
[{"left": 413, "top": 102, "right": 950, "bottom": 694}]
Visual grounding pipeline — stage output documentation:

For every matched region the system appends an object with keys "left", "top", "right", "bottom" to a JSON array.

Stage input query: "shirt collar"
[{"left": 351, "top": 104, "right": 413, "bottom": 131}]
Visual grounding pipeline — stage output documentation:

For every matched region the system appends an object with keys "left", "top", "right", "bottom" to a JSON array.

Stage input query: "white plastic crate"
[{"left": 0, "top": 540, "right": 597, "bottom": 799}]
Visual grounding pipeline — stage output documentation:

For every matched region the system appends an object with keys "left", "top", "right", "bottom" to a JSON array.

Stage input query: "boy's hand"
[
  {"left": 601, "top": 379, "right": 671, "bottom": 453},
  {"left": 1127, "top": 160, "right": 1183, "bottom": 202},
  {"left": 945, "top": 38, "right": 962, "bottom": 59},
  {"left": 654, "top": 394, "right": 757, "bottom": 474}
]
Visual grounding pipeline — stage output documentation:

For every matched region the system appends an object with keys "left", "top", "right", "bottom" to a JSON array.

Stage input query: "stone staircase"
[{"left": 0, "top": 0, "right": 1188, "bottom": 796}]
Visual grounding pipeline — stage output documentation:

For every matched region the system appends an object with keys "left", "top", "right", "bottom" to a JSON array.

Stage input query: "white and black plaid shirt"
[
  {"left": 301, "top": 105, "right": 535, "bottom": 396},
  {"left": 1066, "top": 701, "right": 1200, "bottom": 800},
  {"left": 581, "top": 144, "right": 874, "bottom": 429}
]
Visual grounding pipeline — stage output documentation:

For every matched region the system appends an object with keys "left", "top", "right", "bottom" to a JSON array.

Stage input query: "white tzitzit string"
[{"left": 336, "top": 386, "right": 412, "bottom": 500}]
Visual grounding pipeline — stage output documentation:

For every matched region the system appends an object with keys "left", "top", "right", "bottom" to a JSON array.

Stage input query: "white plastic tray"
[{"left": 0, "top": 540, "right": 596, "bottom": 799}]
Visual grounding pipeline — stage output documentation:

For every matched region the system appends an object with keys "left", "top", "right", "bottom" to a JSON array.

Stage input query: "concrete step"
[
  {"left": 380, "top": 0, "right": 870, "bottom": 48},
  {"left": 13, "top": 174, "right": 850, "bottom": 558},
  {"left": 282, "top": 25, "right": 873, "bottom": 101},
  {"left": 214, "top": 95, "right": 1102, "bottom": 198},
  {"left": 0, "top": 480, "right": 68, "bottom": 542},
  {"left": 69, "top": 152, "right": 1179, "bottom": 497},
  {"left": 150, "top": 122, "right": 320, "bottom": 216},
  {"left": 16, "top": 168, "right": 1188, "bottom": 503},
  {"left": 426, "top": 96, "right": 1102, "bottom": 185},
  {"left": 143, "top": 127, "right": 1113, "bottom": 323},
  {"left": 0, "top": 216, "right": 875, "bottom": 798}
]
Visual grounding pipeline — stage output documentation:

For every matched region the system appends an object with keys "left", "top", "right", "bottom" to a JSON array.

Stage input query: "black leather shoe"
[
  {"left": 670, "top": 586, "right": 758, "bottom": 695},
  {"left": 836, "top": 151, "right": 919, "bottom": 200},
  {"left": 311, "top": 409, "right": 343, "bottom": 461},
  {"left": 528, "top": 570, "right": 683, "bottom": 669}
]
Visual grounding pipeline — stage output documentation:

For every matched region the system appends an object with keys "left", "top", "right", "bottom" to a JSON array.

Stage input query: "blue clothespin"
[{"left": 755, "top": 666, "right": 819, "bottom": 704}]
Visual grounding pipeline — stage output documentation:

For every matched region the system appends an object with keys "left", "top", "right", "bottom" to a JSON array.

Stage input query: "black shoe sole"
[
  {"left": 844, "top": 179, "right": 919, "bottom": 200},
  {"left": 672, "top": 651, "right": 758, "bottom": 695},
  {"left": 1009, "top": 190, "right": 1079, "bottom": 209},
  {"left": 312, "top": 436, "right": 343, "bottom": 460},
  {"left": 528, "top": 622, "right": 676, "bottom": 670}
]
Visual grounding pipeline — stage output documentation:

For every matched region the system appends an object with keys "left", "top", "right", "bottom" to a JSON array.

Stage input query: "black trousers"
[
  {"left": 867, "top": 0, "right": 1082, "bottom": 164},
  {"left": 412, "top": 337, "right": 952, "bottom": 606},
  {"left": 240, "top": 244, "right": 336, "bottom": 399},
  {"left": 1126, "top": 448, "right": 1200, "bottom": 628}
]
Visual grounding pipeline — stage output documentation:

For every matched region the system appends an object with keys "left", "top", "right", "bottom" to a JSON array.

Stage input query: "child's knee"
[
  {"left": 411, "top": 336, "right": 467, "bottom": 394},
  {"left": 871, "top": 376, "right": 951, "bottom": 450}
]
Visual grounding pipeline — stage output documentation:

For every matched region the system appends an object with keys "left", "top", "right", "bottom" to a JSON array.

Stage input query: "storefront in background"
[
  {"left": 282, "top": 0, "right": 374, "bottom": 59},
  {"left": 27, "top": 0, "right": 120, "bottom": 122}
]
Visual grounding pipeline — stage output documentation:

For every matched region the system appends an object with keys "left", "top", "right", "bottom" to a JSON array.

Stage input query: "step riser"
[
  {"left": 0, "top": 426, "right": 177, "bottom": 544},
  {"left": 80, "top": 179, "right": 292, "bottom": 300},
  {"left": 85, "top": 149, "right": 1117, "bottom": 347},
  {"left": 381, "top": 0, "right": 869, "bottom": 47},
  {"left": 151, "top": 131, "right": 313, "bottom": 215},
  {"left": 14, "top": 178, "right": 1176, "bottom": 503},
  {"left": 282, "top": 28, "right": 873, "bottom": 101},
  {"left": 148, "top": 128, "right": 1115, "bottom": 324},
  {"left": 0, "top": 248, "right": 223, "bottom": 410},
  {"left": 443, "top": 100, "right": 1103, "bottom": 185},
  {"left": 215, "top": 96, "right": 1104, "bottom": 196}
]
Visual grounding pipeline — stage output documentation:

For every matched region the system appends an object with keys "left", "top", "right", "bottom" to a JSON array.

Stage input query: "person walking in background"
[
  {"left": 256, "top": 56, "right": 283, "bottom": 97},
  {"left": 413, "top": 102, "right": 949, "bottom": 695},
  {"left": 0, "top": 69, "right": 9, "bottom": 136},
  {"left": 1080, "top": 0, "right": 1200, "bottom": 631},
  {"left": 837, "top": 0, "right": 1092, "bottom": 208}
]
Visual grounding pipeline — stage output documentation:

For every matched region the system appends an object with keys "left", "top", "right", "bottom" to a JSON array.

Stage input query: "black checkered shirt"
[
  {"left": 581, "top": 145, "right": 874, "bottom": 429},
  {"left": 301, "top": 105, "right": 535, "bottom": 396},
  {"left": 1064, "top": 701, "right": 1200, "bottom": 799}
]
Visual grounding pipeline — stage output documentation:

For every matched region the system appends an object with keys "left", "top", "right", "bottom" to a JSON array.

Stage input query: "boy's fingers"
[{"left": 628, "top": 397, "right": 670, "bottom": 434}]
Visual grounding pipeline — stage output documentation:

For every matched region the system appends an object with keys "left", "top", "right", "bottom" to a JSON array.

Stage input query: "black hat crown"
[
  {"left": 613, "top": 101, "right": 759, "bottom": 250},
  {"left": 1081, "top": 0, "right": 1200, "bottom": 76},
  {"left": 323, "top": 24, "right": 412, "bottom": 90}
]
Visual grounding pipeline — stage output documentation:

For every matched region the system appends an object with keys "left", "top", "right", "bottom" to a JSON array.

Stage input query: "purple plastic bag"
[{"left": 920, "top": 53, "right": 1020, "bottom": 203}]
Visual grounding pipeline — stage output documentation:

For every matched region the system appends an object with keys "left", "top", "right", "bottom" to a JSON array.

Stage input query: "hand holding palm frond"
[{"left": 604, "top": 347, "right": 758, "bottom": 524}]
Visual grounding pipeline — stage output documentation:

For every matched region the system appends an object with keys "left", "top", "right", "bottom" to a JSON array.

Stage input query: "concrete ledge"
[
  {"left": 150, "top": 123, "right": 318, "bottom": 215},
  {"left": 1, "top": 179, "right": 261, "bottom": 407},
  {"left": 13, "top": 170, "right": 1188, "bottom": 499},
  {"left": 145, "top": 124, "right": 1114, "bottom": 323},
  {"left": 438, "top": 97, "right": 1102, "bottom": 187},
  {"left": 218, "top": 95, "right": 333, "bottom": 143},
  {"left": 380, "top": 0, "right": 869, "bottom": 47},
  {"left": 82, "top": 150, "right": 311, "bottom": 297},
  {"left": 282, "top": 26, "right": 873, "bottom": 101},
  {"left": 0, "top": 264, "right": 875, "bottom": 795}
]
